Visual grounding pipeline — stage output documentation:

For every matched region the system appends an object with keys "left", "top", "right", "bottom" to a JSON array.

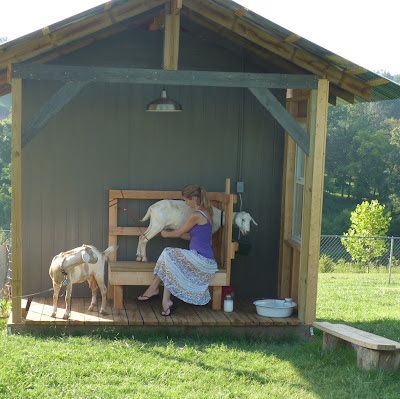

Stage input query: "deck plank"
[
  {"left": 150, "top": 302, "right": 174, "bottom": 326},
  {"left": 230, "top": 302, "right": 258, "bottom": 326},
  {"left": 42, "top": 297, "right": 61, "bottom": 325},
  {"left": 83, "top": 297, "right": 101, "bottom": 325},
  {"left": 207, "top": 307, "right": 232, "bottom": 326},
  {"left": 180, "top": 303, "right": 203, "bottom": 326},
  {"left": 192, "top": 305, "right": 216, "bottom": 326},
  {"left": 50, "top": 296, "right": 71, "bottom": 325},
  {"left": 137, "top": 301, "right": 159, "bottom": 326},
  {"left": 125, "top": 300, "right": 144, "bottom": 326},
  {"left": 76, "top": 297, "right": 87, "bottom": 325},
  {"left": 21, "top": 297, "right": 300, "bottom": 329},
  {"left": 84, "top": 296, "right": 115, "bottom": 325},
  {"left": 95, "top": 299, "right": 115, "bottom": 325},
  {"left": 220, "top": 309, "right": 249, "bottom": 326},
  {"left": 235, "top": 301, "right": 262, "bottom": 326},
  {"left": 236, "top": 300, "right": 277, "bottom": 326},
  {"left": 69, "top": 298, "right": 85, "bottom": 325},
  {"left": 25, "top": 297, "right": 44, "bottom": 324},
  {"left": 167, "top": 300, "right": 188, "bottom": 326},
  {"left": 110, "top": 301, "right": 129, "bottom": 325}
]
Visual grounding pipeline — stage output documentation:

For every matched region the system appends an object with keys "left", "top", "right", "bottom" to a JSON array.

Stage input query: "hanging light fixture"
[{"left": 146, "top": 88, "right": 182, "bottom": 112}]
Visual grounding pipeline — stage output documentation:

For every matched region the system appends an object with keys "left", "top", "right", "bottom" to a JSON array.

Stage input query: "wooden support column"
[
  {"left": 163, "top": 0, "right": 181, "bottom": 70},
  {"left": 107, "top": 193, "right": 118, "bottom": 305},
  {"left": 278, "top": 98, "right": 296, "bottom": 298},
  {"left": 298, "top": 79, "right": 329, "bottom": 324},
  {"left": 278, "top": 90, "right": 310, "bottom": 300},
  {"left": 11, "top": 78, "right": 22, "bottom": 324}
]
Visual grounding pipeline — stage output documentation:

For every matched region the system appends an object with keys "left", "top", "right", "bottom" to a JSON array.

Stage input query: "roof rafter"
[
  {"left": 0, "top": 0, "right": 168, "bottom": 71},
  {"left": 184, "top": 0, "right": 371, "bottom": 101}
]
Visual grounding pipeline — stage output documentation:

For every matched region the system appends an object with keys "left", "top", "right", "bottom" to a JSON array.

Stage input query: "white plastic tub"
[{"left": 253, "top": 299, "right": 297, "bottom": 318}]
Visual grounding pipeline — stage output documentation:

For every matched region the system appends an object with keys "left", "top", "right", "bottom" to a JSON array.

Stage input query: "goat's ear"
[{"left": 251, "top": 217, "right": 258, "bottom": 226}]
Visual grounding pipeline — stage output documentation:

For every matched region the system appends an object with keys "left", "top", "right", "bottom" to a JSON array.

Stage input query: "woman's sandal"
[
  {"left": 137, "top": 293, "right": 159, "bottom": 302},
  {"left": 161, "top": 304, "right": 176, "bottom": 316}
]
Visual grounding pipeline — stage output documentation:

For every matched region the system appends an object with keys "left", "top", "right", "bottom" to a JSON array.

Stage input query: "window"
[{"left": 292, "top": 144, "right": 305, "bottom": 243}]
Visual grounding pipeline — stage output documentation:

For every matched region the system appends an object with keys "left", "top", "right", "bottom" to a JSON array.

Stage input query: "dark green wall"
[{"left": 21, "top": 20, "right": 285, "bottom": 299}]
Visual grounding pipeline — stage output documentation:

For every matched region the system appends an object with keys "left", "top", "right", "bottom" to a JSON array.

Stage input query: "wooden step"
[
  {"left": 109, "top": 261, "right": 228, "bottom": 286},
  {"left": 314, "top": 321, "right": 400, "bottom": 351}
]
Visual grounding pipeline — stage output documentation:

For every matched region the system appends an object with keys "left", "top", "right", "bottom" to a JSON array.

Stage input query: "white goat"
[
  {"left": 136, "top": 200, "right": 257, "bottom": 262},
  {"left": 49, "top": 244, "right": 116, "bottom": 319}
]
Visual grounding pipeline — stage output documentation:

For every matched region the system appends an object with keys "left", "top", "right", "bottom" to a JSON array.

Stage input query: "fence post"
[{"left": 388, "top": 236, "right": 394, "bottom": 285}]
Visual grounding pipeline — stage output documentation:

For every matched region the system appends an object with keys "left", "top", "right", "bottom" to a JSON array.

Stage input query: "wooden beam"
[
  {"left": 182, "top": 9, "right": 356, "bottom": 105},
  {"left": 13, "top": 64, "right": 318, "bottom": 90},
  {"left": 330, "top": 84, "right": 354, "bottom": 104},
  {"left": 22, "top": 81, "right": 88, "bottom": 147},
  {"left": 184, "top": 0, "right": 371, "bottom": 101},
  {"left": 163, "top": 1, "right": 181, "bottom": 70},
  {"left": 278, "top": 133, "right": 296, "bottom": 298},
  {"left": 171, "top": 0, "right": 183, "bottom": 14},
  {"left": 278, "top": 93, "right": 304, "bottom": 298},
  {"left": 367, "top": 78, "right": 390, "bottom": 87},
  {"left": 298, "top": 79, "right": 329, "bottom": 324},
  {"left": 11, "top": 78, "right": 22, "bottom": 324},
  {"left": 182, "top": 9, "right": 304, "bottom": 74},
  {"left": 249, "top": 87, "right": 310, "bottom": 154}
]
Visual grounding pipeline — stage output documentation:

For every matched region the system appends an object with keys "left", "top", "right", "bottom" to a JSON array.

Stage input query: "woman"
[{"left": 137, "top": 185, "right": 217, "bottom": 316}]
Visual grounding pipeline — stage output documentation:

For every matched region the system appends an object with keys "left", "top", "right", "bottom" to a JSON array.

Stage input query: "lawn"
[{"left": 0, "top": 273, "right": 399, "bottom": 399}]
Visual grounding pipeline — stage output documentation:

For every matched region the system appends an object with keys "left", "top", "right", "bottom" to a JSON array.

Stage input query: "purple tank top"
[{"left": 189, "top": 210, "right": 214, "bottom": 259}]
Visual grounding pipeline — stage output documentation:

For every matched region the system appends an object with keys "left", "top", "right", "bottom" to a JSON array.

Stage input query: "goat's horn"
[{"left": 251, "top": 217, "right": 258, "bottom": 226}]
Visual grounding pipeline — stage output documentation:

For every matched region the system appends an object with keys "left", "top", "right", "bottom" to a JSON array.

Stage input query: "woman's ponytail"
[
  {"left": 199, "top": 186, "right": 213, "bottom": 218},
  {"left": 182, "top": 184, "right": 213, "bottom": 218}
]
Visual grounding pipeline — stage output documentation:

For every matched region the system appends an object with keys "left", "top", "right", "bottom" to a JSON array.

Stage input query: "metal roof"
[
  {"left": 0, "top": 0, "right": 399, "bottom": 103},
  {"left": 210, "top": 0, "right": 400, "bottom": 103}
]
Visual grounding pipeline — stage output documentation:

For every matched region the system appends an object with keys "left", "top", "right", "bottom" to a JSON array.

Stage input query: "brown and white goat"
[{"left": 49, "top": 244, "right": 116, "bottom": 319}]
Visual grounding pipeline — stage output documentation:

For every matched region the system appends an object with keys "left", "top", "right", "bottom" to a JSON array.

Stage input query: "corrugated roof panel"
[
  {"left": 213, "top": 0, "right": 400, "bottom": 103},
  {"left": 0, "top": 0, "right": 399, "bottom": 103}
]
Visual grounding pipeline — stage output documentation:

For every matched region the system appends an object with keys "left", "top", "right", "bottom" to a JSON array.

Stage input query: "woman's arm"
[
  {"left": 180, "top": 233, "right": 191, "bottom": 240},
  {"left": 161, "top": 214, "right": 199, "bottom": 238}
]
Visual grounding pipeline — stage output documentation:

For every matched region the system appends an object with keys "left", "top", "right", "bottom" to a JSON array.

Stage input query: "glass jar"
[{"left": 223, "top": 294, "right": 234, "bottom": 312}]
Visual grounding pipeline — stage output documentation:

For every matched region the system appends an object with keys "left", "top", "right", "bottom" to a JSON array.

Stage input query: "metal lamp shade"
[{"left": 146, "top": 89, "right": 182, "bottom": 112}]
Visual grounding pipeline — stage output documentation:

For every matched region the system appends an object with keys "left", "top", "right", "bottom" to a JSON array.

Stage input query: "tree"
[
  {"left": 350, "top": 129, "right": 392, "bottom": 199},
  {"left": 342, "top": 200, "right": 391, "bottom": 266}
]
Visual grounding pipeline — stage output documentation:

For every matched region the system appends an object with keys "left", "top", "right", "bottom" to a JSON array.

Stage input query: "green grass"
[
  {"left": 317, "top": 273, "right": 400, "bottom": 342},
  {"left": 0, "top": 273, "right": 399, "bottom": 399}
]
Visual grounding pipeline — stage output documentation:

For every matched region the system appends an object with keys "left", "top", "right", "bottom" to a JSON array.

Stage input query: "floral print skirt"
[{"left": 154, "top": 247, "right": 217, "bottom": 305}]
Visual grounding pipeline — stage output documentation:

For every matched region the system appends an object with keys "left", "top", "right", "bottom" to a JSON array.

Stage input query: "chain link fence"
[
  {"left": 1, "top": 232, "right": 398, "bottom": 297},
  {"left": 320, "top": 235, "right": 399, "bottom": 283}
]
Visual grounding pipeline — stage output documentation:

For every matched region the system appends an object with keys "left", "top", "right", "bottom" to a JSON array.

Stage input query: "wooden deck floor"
[{"left": 23, "top": 297, "right": 300, "bottom": 327}]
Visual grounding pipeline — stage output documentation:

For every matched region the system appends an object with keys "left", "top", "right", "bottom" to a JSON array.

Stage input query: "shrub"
[
  {"left": 0, "top": 297, "right": 10, "bottom": 318},
  {"left": 342, "top": 200, "right": 391, "bottom": 264},
  {"left": 319, "top": 255, "right": 335, "bottom": 273}
]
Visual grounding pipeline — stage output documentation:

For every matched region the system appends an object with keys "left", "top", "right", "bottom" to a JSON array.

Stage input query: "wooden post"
[
  {"left": 107, "top": 192, "right": 118, "bottom": 302},
  {"left": 11, "top": 78, "right": 22, "bottom": 324},
  {"left": 163, "top": 0, "right": 181, "bottom": 70},
  {"left": 298, "top": 79, "right": 329, "bottom": 324},
  {"left": 211, "top": 178, "right": 231, "bottom": 310},
  {"left": 278, "top": 96, "right": 297, "bottom": 298},
  {"left": 278, "top": 90, "right": 309, "bottom": 299},
  {"left": 223, "top": 178, "right": 233, "bottom": 283}
]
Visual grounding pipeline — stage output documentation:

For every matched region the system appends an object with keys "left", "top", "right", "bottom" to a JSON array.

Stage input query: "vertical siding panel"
[{"left": 22, "top": 26, "right": 285, "bottom": 299}]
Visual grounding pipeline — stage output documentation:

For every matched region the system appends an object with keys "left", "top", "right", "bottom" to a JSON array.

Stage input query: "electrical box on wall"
[{"left": 237, "top": 181, "right": 244, "bottom": 193}]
